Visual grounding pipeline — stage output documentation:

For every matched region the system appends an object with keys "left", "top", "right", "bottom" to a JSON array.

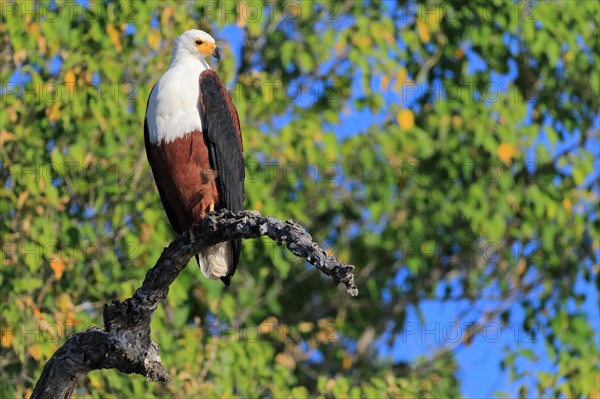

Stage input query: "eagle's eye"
[{"left": 195, "top": 39, "right": 203, "bottom": 45}]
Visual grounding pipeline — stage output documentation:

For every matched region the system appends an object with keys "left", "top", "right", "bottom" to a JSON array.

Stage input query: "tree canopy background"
[{"left": 1, "top": 1, "right": 598, "bottom": 397}]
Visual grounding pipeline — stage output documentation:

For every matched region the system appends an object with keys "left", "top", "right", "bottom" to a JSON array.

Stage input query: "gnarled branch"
[{"left": 31, "top": 210, "right": 358, "bottom": 399}]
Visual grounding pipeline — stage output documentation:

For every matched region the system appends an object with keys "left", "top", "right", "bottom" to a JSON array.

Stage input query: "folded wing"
[{"left": 199, "top": 70, "right": 245, "bottom": 285}]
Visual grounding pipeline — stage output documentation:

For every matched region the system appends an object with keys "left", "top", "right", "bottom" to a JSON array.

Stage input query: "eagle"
[{"left": 144, "top": 30, "right": 244, "bottom": 286}]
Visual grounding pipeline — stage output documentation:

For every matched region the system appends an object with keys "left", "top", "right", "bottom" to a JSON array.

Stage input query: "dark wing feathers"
[
  {"left": 144, "top": 85, "right": 183, "bottom": 235},
  {"left": 199, "top": 70, "right": 245, "bottom": 285}
]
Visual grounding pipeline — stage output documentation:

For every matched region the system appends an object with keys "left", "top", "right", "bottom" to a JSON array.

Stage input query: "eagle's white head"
[
  {"left": 148, "top": 29, "right": 221, "bottom": 143},
  {"left": 170, "top": 29, "right": 221, "bottom": 67}
]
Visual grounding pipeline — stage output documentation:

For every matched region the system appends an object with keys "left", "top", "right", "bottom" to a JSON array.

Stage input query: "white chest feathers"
[{"left": 146, "top": 61, "right": 209, "bottom": 144}]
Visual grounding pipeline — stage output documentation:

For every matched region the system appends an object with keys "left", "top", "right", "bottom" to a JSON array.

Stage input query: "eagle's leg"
[{"left": 190, "top": 202, "right": 214, "bottom": 243}]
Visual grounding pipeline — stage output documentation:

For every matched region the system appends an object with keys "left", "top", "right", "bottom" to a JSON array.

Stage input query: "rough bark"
[{"left": 31, "top": 210, "right": 358, "bottom": 398}]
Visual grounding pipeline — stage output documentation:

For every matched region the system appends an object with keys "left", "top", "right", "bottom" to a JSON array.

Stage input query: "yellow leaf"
[
  {"left": 46, "top": 102, "right": 61, "bottom": 122},
  {"left": 57, "top": 293, "right": 72, "bottom": 312},
  {"left": 7, "top": 106, "right": 18, "bottom": 122},
  {"left": 393, "top": 68, "right": 408, "bottom": 92},
  {"left": 276, "top": 323, "right": 289, "bottom": 342},
  {"left": 1, "top": 328, "right": 13, "bottom": 348},
  {"left": 39, "top": 321, "right": 59, "bottom": 341},
  {"left": 17, "top": 191, "right": 28, "bottom": 209},
  {"left": 161, "top": 6, "right": 175, "bottom": 27},
  {"left": 237, "top": 2, "right": 250, "bottom": 27},
  {"left": 562, "top": 198, "right": 573, "bottom": 214},
  {"left": 36, "top": 35, "right": 47, "bottom": 53},
  {"left": 352, "top": 35, "right": 372, "bottom": 50},
  {"left": 397, "top": 109, "right": 414, "bottom": 131},
  {"left": 298, "top": 322, "right": 313, "bottom": 333},
  {"left": 381, "top": 30, "right": 395, "bottom": 45},
  {"left": 106, "top": 24, "right": 122, "bottom": 52},
  {"left": 497, "top": 143, "right": 516, "bottom": 165},
  {"left": 26, "top": 22, "right": 40, "bottom": 34},
  {"left": 275, "top": 352, "right": 295, "bottom": 369},
  {"left": 23, "top": 296, "right": 42, "bottom": 319},
  {"left": 64, "top": 69, "right": 76, "bottom": 97},
  {"left": 50, "top": 257, "right": 65, "bottom": 280},
  {"left": 89, "top": 373, "right": 104, "bottom": 389},
  {"left": 342, "top": 353, "right": 352, "bottom": 369},
  {"left": 141, "top": 223, "right": 154, "bottom": 242},
  {"left": 13, "top": 49, "right": 27, "bottom": 64},
  {"left": 563, "top": 51, "right": 573, "bottom": 63},
  {"left": 416, "top": 20, "right": 430, "bottom": 43},
  {"left": 259, "top": 316, "right": 278, "bottom": 334},
  {"left": 325, "top": 379, "right": 336, "bottom": 393},
  {"left": 314, "top": 131, "right": 322, "bottom": 143},
  {"left": 27, "top": 344, "right": 41, "bottom": 360},
  {"left": 451, "top": 115, "right": 462, "bottom": 128},
  {"left": 148, "top": 30, "right": 161, "bottom": 51},
  {"left": 380, "top": 74, "right": 390, "bottom": 91},
  {"left": 0, "top": 130, "right": 16, "bottom": 144},
  {"left": 335, "top": 38, "right": 346, "bottom": 55},
  {"left": 516, "top": 258, "right": 527, "bottom": 277},
  {"left": 66, "top": 311, "right": 76, "bottom": 326}
]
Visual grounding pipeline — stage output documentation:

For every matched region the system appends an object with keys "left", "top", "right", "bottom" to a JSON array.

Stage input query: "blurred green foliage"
[{"left": 1, "top": 1, "right": 598, "bottom": 398}]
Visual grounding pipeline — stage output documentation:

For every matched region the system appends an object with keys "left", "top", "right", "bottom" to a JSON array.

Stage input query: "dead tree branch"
[{"left": 31, "top": 210, "right": 358, "bottom": 399}]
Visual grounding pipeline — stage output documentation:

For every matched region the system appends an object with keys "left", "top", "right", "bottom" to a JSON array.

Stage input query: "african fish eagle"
[{"left": 144, "top": 30, "right": 244, "bottom": 285}]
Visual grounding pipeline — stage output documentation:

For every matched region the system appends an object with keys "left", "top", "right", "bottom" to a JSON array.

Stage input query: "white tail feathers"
[{"left": 198, "top": 242, "right": 232, "bottom": 280}]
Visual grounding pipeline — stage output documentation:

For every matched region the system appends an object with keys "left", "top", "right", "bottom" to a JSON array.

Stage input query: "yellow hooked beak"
[
  {"left": 196, "top": 40, "right": 221, "bottom": 61},
  {"left": 211, "top": 46, "right": 222, "bottom": 61}
]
